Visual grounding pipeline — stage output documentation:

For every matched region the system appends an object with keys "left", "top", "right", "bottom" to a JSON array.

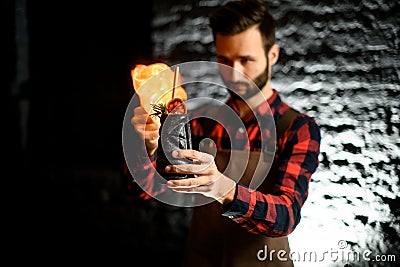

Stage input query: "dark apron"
[{"left": 182, "top": 149, "right": 294, "bottom": 267}]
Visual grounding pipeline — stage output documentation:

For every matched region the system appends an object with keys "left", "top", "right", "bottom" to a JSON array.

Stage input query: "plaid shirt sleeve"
[
  {"left": 121, "top": 92, "right": 168, "bottom": 200},
  {"left": 122, "top": 150, "right": 167, "bottom": 200},
  {"left": 222, "top": 116, "right": 321, "bottom": 237}
]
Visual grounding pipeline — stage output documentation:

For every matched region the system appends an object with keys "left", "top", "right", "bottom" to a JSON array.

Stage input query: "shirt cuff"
[{"left": 222, "top": 182, "right": 252, "bottom": 221}]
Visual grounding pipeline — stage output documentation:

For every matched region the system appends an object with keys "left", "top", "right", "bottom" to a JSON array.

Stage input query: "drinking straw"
[{"left": 172, "top": 66, "right": 179, "bottom": 100}]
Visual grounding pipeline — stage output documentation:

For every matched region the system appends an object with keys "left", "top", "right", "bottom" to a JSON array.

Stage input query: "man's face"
[{"left": 215, "top": 24, "right": 269, "bottom": 99}]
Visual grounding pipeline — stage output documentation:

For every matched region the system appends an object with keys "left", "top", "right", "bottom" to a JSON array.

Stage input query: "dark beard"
[{"left": 226, "top": 59, "right": 269, "bottom": 100}]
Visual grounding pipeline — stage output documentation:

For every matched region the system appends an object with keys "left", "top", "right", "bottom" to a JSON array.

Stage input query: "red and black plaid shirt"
[{"left": 123, "top": 89, "right": 321, "bottom": 237}]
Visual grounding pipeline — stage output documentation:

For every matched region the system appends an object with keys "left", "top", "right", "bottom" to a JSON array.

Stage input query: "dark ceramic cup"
[{"left": 156, "top": 113, "right": 193, "bottom": 180}]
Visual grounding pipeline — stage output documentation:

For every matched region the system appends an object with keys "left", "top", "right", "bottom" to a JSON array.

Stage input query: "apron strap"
[
  {"left": 276, "top": 108, "right": 300, "bottom": 142},
  {"left": 262, "top": 108, "right": 300, "bottom": 192}
]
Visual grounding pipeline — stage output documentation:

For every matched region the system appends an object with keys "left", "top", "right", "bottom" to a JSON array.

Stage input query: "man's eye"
[{"left": 218, "top": 58, "right": 229, "bottom": 64}]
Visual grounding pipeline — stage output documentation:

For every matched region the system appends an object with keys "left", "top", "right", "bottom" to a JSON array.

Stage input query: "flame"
[{"left": 131, "top": 63, "right": 187, "bottom": 114}]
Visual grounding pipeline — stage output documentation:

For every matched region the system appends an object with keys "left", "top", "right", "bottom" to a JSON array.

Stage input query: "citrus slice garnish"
[{"left": 167, "top": 98, "right": 187, "bottom": 114}]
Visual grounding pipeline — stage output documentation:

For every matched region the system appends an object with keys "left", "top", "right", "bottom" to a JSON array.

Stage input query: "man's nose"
[{"left": 230, "top": 62, "right": 243, "bottom": 82}]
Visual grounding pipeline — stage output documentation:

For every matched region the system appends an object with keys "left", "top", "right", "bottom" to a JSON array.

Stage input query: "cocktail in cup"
[{"left": 155, "top": 106, "right": 193, "bottom": 180}]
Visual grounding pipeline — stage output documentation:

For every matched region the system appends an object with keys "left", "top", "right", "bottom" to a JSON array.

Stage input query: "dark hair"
[{"left": 209, "top": 0, "right": 276, "bottom": 53}]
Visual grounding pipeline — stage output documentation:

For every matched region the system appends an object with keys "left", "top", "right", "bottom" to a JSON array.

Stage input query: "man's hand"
[
  {"left": 165, "top": 149, "right": 236, "bottom": 205},
  {"left": 131, "top": 106, "right": 159, "bottom": 156}
]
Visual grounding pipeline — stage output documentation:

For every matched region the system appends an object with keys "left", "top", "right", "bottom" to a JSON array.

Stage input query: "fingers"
[
  {"left": 166, "top": 176, "right": 215, "bottom": 188},
  {"left": 167, "top": 175, "right": 236, "bottom": 200},
  {"left": 132, "top": 106, "right": 156, "bottom": 125},
  {"left": 168, "top": 184, "right": 211, "bottom": 194},
  {"left": 131, "top": 106, "right": 160, "bottom": 138},
  {"left": 167, "top": 177, "right": 201, "bottom": 188},
  {"left": 134, "top": 123, "right": 159, "bottom": 139},
  {"left": 165, "top": 163, "right": 210, "bottom": 175},
  {"left": 144, "top": 131, "right": 159, "bottom": 143},
  {"left": 172, "top": 149, "right": 214, "bottom": 163},
  {"left": 133, "top": 106, "right": 147, "bottom": 116}
]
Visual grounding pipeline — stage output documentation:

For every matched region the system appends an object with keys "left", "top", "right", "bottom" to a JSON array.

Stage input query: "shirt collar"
[
  {"left": 227, "top": 89, "right": 281, "bottom": 116},
  {"left": 265, "top": 89, "right": 281, "bottom": 114}
]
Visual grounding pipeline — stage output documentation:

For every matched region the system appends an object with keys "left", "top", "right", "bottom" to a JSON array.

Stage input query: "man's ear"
[{"left": 268, "top": 44, "right": 280, "bottom": 65}]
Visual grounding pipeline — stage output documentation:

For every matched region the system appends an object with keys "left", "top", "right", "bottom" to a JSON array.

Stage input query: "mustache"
[{"left": 225, "top": 81, "right": 250, "bottom": 88}]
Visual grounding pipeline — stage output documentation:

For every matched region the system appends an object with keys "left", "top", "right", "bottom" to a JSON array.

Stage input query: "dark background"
[{"left": 4, "top": 0, "right": 186, "bottom": 264}]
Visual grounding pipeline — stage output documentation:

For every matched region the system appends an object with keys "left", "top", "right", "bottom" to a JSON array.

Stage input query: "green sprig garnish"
[{"left": 150, "top": 103, "right": 168, "bottom": 118}]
